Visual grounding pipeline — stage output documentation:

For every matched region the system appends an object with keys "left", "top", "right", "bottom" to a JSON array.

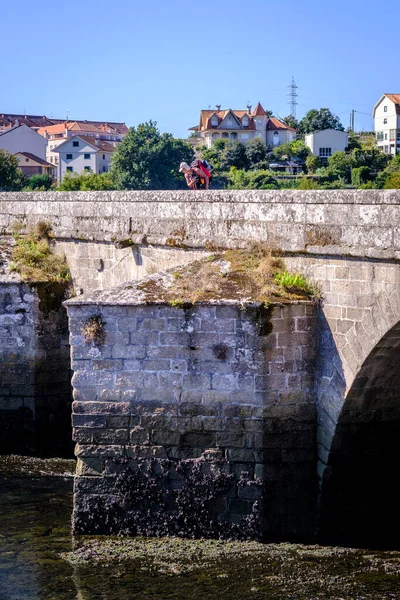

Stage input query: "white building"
[
  {"left": 305, "top": 129, "right": 349, "bottom": 160},
  {"left": 0, "top": 123, "right": 47, "bottom": 160},
  {"left": 190, "top": 102, "right": 296, "bottom": 149},
  {"left": 37, "top": 121, "right": 125, "bottom": 175},
  {"left": 54, "top": 135, "right": 115, "bottom": 182},
  {"left": 373, "top": 94, "right": 400, "bottom": 155}
]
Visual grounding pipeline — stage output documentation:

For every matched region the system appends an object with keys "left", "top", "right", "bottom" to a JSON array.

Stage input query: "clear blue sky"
[{"left": 2, "top": 0, "right": 398, "bottom": 137}]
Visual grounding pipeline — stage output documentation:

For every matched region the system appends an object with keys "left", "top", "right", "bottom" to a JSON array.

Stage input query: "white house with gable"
[
  {"left": 54, "top": 135, "right": 115, "bottom": 182},
  {"left": 0, "top": 123, "right": 47, "bottom": 160},
  {"left": 373, "top": 94, "right": 400, "bottom": 155},
  {"left": 305, "top": 129, "right": 348, "bottom": 160}
]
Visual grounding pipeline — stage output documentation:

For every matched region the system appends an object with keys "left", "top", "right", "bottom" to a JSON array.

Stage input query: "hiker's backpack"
[{"left": 191, "top": 159, "right": 212, "bottom": 180}]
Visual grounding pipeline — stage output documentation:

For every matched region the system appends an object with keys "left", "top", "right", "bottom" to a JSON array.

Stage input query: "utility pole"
[
  {"left": 288, "top": 76, "right": 298, "bottom": 118},
  {"left": 349, "top": 109, "right": 355, "bottom": 132}
]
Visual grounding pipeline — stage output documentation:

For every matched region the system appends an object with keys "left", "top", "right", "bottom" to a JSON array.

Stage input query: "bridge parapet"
[{"left": 1, "top": 190, "right": 400, "bottom": 260}]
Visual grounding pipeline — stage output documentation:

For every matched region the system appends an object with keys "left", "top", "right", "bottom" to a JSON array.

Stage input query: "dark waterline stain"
[{"left": 0, "top": 473, "right": 400, "bottom": 600}]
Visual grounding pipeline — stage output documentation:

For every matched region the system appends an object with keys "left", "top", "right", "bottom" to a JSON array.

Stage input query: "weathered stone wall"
[
  {"left": 0, "top": 281, "right": 72, "bottom": 455},
  {"left": 1, "top": 190, "right": 400, "bottom": 260},
  {"left": 67, "top": 301, "right": 318, "bottom": 540}
]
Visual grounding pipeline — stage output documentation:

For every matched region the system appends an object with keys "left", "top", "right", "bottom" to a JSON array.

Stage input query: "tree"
[
  {"left": 306, "top": 155, "right": 321, "bottom": 174},
  {"left": 298, "top": 108, "right": 344, "bottom": 135},
  {"left": 201, "top": 138, "right": 230, "bottom": 172},
  {"left": 282, "top": 115, "right": 299, "bottom": 131},
  {"left": 327, "top": 151, "right": 354, "bottom": 182},
  {"left": 24, "top": 173, "right": 53, "bottom": 191},
  {"left": 351, "top": 166, "right": 372, "bottom": 187},
  {"left": 222, "top": 141, "right": 250, "bottom": 170},
  {"left": 0, "top": 149, "right": 25, "bottom": 191},
  {"left": 58, "top": 171, "right": 114, "bottom": 191},
  {"left": 227, "top": 167, "right": 279, "bottom": 190},
  {"left": 296, "top": 177, "right": 319, "bottom": 190},
  {"left": 383, "top": 172, "right": 400, "bottom": 189},
  {"left": 274, "top": 140, "right": 310, "bottom": 160},
  {"left": 352, "top": 147, "right": 390, "bottom": 172},
  {"left": 246, "top": 138, "right": 267, "bottom": 168},
  {"left": 110, "top": 121, "right": 192, "bottom": 190}
]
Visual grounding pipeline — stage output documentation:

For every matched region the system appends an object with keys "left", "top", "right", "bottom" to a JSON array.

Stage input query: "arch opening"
[{"left": 318, "top": 321, "right": 400, "bottom": 548}]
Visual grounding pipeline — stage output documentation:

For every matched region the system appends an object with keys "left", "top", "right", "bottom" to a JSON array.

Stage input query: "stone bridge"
[{"left": 1, "top": 190, "right": 400, "bottom": 544}]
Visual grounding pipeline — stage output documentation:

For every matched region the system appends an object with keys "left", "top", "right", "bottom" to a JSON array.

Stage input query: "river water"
[{"left": 1, "top": 461, "right": 400, "bottom": 600}]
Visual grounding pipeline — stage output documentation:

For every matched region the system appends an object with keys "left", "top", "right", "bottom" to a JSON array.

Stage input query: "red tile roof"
[
  {"left": 252, "top": 102, "right": 267, "bottom": 116},
  {"left": 199, "top": 109, "right": 255, "bottom": 131},
  {"left": 266, "top": 117, "right": 296, "bottom": 132},
  {"left": 0, "top": 113, "right": 128, "bottom": 135}
]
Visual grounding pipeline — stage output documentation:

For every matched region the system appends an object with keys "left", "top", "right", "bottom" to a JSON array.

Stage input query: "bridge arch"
[{"left": 318, "top": 318, "right": 400, "bottom": 547}]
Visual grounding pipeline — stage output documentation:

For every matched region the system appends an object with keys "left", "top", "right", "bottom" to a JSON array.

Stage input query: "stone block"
[
  {"left": 179, "top": 403, "right": 219, "bottom": 417},
  {"left": 138, "top": 318, "right": 166, "bottom": 331},
  {"left": 182, "top": 431, "right": 215, "bottom": 447},
  {"left": 142, "top": 359, "right": 170, "bottom": 371},
  {"left": 170, "top": 359, "right": 187, "bottom": 373},
  {"left": 112, "top": 344, "right": 146, "bottom": 359},
  {"left": 122, "top": 360, "right": 141, "bottom": 371},
  {"left": 116, "top": 372, "right": 159, "bottom": 389},
  {"left": 183, "top": 373, "right": 211, "bottom": 390},
  {"left": 129, "top": 331, "right": 160, "bottom": 346},
  {"left": 150, "top": 429, "right": 181, "bottom": 446},
  {"left": 227, "top": 448, "right": 254, "bottom": 462},
  {"left": 92, "top": 359, "right": 123, "bottom": 371},
  {"left": 130, "top": 426, "right": 149, "bottom": 444},
  {"left": 216, "top": 432, "right": 246, "bottom": 448},
  {"left": 117, "top": 317, "right": 138, "bottom": 331},
  {"left": 92, "top": 428, "right": 128, "bottom": 443},
  {"left": 147, "top": 346, "right": 181, "bottom": 358},
  {"left": 72, "top": 414, "right": 107, "bottom": 428},
  {"left": 106, "top": 415, "right": 131, "bottom": 428},
  {"left": 211, "top": 374, "right": 237, "bottom": 391}
]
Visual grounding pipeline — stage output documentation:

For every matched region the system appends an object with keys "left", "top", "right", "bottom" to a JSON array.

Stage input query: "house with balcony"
[
  {"left": 190, "top": 102, "right": 296, "bottom": 149},
  {"left": 373, "top": 94, "right": 400, "bottom": 155},
  {"left": 54, "top": 135, "right": 116, "bottom": 182}
]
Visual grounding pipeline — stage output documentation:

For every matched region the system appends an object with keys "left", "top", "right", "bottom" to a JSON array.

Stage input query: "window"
[
  {"left": 385, "top": 133, "right": 388, "bottom": 140},
  {"left": 376, "top": 131, "right": 384, "bottom": 142},
  {"left": 84, "top": 153, "right": 91, "bottom": 159},
  {"left": 319, "top": 147, "right": 332, "bottom": 157},
  {"left": 384, "top": 106, "right": 388, "bottom": 112},
  {"left": 72, "top": 141, "right": 79, "bottom": 147},
  {"left": 222, "top": 132, "right": 229, "bottom": 138},
  {"left": 84, "top": 166, "right": 91, "bottom": 171},
  {"left": 242, "top": 116, "right": 249, "bottom": 127},
  {"left": 211, "top": 116, "right": 218, "bottom": 127},
  {"left": 66, "top": 167, "right": 73, "bottom": 172},
  {"left": 66, "top": 153, "right": 73, "bottom": 160},
  {"left": 384, "top": 118, "right": 387, "bottom": 124},
  {"left": 384, "top": 145, "right": 389, "bottom": 153},
  {"left": 103, "top": 154, "right": 105, "bottom": 159},
  {"left": 103, "top": 166, "right": 106, "bottom": 172}
]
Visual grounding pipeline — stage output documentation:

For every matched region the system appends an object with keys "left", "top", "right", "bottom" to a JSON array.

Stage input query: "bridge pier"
[{"left": 66, "top": 296, "right": 318, "bottom": 540}]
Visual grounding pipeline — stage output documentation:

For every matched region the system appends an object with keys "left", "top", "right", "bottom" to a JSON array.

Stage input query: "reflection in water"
[{"left": 1, "top": 476, "right": 400, "bottom": 600}]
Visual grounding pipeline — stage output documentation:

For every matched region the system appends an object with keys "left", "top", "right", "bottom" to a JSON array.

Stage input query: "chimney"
[
  {"left": 247, "top": 104, "right": 252, "bottom": 114},
  {"left": 15, "top": 119, "right": 19, "bottom": 126},
  {"left": 216, "top": 104, "right": 221, "bottom": 111}
]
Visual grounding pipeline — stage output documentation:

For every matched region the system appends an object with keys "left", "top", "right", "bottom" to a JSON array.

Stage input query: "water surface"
[{"left": 1, "top": 460, "right": 400, "bottom": 600}]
